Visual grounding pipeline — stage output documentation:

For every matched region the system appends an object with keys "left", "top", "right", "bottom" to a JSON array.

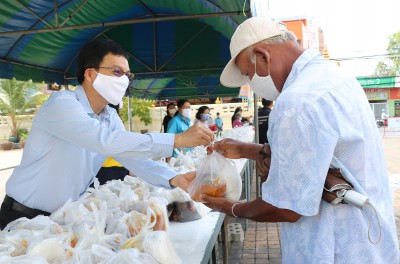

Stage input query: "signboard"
[
  {"left": 357, "top": 77, "right": 395, "bottom": 88},
  {"left": 187, "top": 98, "right": 214, "bottom": 105},
  {"left": 390, "top": 88, "right": 400, "bottom": 100},
  {"left": 364, "top": 88, "right": 389, "bottom": 100},
  {"left": 239, "top": 84, "right": 251, "bottom": 99},
  {"left": 388, "top": 117, "right": 400, "bottom": 128}
]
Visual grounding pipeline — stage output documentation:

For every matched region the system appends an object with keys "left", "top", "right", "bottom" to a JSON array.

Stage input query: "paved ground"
[{"left": 0, "top": 130, "right": 399, "bottom": 264}]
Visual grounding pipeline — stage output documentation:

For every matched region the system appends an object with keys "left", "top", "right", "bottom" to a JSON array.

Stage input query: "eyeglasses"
[{"left": 97, "top": 66, "right": 135, "bottom": 80}]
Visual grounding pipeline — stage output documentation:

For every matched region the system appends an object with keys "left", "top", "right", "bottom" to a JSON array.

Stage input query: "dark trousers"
[
  {"left": 0, "top": 195, "right": 50, "bottom": 230},
  {"left": 95, "top": 166, "right": 129, "bottom": 185}
]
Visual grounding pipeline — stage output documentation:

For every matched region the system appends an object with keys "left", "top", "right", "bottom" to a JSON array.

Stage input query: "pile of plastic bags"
[{"left": 0, "top": 177, "right": 189, "bottom": 264}]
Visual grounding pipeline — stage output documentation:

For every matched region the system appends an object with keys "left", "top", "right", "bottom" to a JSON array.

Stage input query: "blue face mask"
[{"left": 201, "top": 114, "right": 210, "bottom": 121}]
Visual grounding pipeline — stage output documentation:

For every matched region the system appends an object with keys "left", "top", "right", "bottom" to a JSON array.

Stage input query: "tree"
[
  {"left": 375, "top": 61, "right": 397, "bottom": 77},
  {"left": 119, "top": 97, "right": 155, "bottom": 125},
  {"left": 374, "top": 31, "right": 400, "bottom": 76},
  {"left": 0, "top": 78, "right": 48, "bottom": 139}
]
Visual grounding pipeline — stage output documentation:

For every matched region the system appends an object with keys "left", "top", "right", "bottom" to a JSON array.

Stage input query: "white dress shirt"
[{"left": 7, "top": 86, "right": 177, "bottom": 213}]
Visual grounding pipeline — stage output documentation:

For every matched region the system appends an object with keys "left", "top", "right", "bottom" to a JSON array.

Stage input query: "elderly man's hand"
[
  {"left": 200, "top": 194, "right": 237, "bottom": 217},
  {"left": 174, "top": 123, "right": 215, "bottom": 148},
  {"left": 207, "top": 138, "right": 244, "bottom": 159},
  {"left": 169, "top": 171, "right": 196, "bottom": 192}
]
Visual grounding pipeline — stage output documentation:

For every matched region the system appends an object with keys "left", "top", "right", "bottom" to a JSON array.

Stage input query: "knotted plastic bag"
[{"left": 188, "top": 151, "right": 242, "bottom": 202}]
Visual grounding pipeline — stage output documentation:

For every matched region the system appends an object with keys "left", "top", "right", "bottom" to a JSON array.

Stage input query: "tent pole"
[
  {"left": 128, "top": 94, "right": 132, "bottom": 132},
  {"left": 159, "top": 96, "right": 163, "bottom": 132},
  {"left": 253, "top": 93, "right": 260, "bottom": 198}
]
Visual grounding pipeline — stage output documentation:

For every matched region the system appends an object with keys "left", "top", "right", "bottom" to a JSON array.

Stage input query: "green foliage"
[
  {"left": 18, "top": 128, "right": 29, "bottom": 141},
  {"left": 375, "top": 61, "right": 397, "bottom": 77},
  {"left": 0, "top": 78, "right": 48, "bottom": 137},
  {"left": 374, "top": 31, "right": 400, "bottom": 77},
  {"left": 119, "top": 97, "right": 155, "bottom": 126}
]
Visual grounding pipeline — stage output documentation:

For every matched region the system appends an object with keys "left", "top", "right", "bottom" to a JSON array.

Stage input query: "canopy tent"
[{"left": 0, "top": 0, "right": 251, "bottom": 99}]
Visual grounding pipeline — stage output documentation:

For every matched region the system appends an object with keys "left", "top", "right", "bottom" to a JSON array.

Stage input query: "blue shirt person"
[
  {"left": 214, "top": 112, "right": 223, "bottom": 137},
  {"left": 167, "top": 99, "right": 192, "bottom": 157}
]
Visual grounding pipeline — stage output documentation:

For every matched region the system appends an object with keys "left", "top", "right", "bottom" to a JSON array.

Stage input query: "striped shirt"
[{"left": 6, "top": 86, "right": 176, "bottom": 212}]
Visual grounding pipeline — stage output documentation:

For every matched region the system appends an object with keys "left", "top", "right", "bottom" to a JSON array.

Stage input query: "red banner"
[{"left": 390, "top": 88, "right": 400, "bottom": 100}]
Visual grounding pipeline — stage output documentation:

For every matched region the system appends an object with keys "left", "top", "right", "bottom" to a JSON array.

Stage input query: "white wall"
[{"left": 0, "top": 102, "right": 259, "bottom": 139}]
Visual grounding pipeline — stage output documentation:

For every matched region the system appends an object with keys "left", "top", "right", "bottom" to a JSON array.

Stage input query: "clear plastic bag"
[
  {"left": 188, "top": 151, "right": 242, "bottom": 202},
  {"left": 142, "top": 231, "right": 181, "bottom": 264},
  {"left": 91, "top": 245, "right": 158, "bottom": 264}
]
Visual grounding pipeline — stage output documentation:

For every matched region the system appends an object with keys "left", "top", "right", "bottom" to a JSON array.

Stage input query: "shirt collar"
[
  {"left": 74, "top": 86, "right": 110, "bottom": 119},
  {"left": 177, "top": 113, "right": 190, "bottom": 123},
  {"left": 283, "top": 49, "right": 321, "bottom": 91}
]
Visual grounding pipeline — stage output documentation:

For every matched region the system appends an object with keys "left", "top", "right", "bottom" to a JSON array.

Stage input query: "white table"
[{"left": 170, "top": 212, "right": 225, "bottom": 264}]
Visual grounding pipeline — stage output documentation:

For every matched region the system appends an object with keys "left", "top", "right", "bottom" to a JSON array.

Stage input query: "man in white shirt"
[
  {"left": 202, "top": 16, "right": 399, "bottom": 263},
  {"left": 0, "top": 39, "right": 214, "bottom": 229}
]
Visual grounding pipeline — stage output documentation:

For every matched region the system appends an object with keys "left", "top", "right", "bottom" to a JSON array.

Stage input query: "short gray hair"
[{"left": 246, "top": 31, "right": 297, "bottom": 63}]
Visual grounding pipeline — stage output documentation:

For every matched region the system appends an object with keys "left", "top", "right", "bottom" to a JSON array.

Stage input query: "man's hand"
[
  {"left": 207, "top": 138, "right": 244, "bottom": 159},
  {"left": 200, "top": 194, "right": 236, "bottom": 217},
  {"left": 169, "top": 171, "right": 196, "bottom": 192},
  {"left": 209, "top": 138, "right": 263, "bottom": 160},
  {"left": 174, "top": 123, "right": 215, "bottom": 149}
]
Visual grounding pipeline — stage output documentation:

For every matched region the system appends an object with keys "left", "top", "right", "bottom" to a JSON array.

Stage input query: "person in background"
[
  {"left": 381, "top": 109, "right": 389, "bottom": 126},
  {"left": 201, "top": 15, "right": 399, "bottom": 263},
  {"left": 167, "top": 99, "right": 192, "bottom": 156},
  {"left": 193, "top": 106, "right": 211, "bottom": 128},
  {"left": 231, "top": 107, "right": 242, "bottom": 128},
  {"left": 162, "top": 102, "right": 176, "bottom": 132},
  {"left": 214, "top": 112, "right": 224, "bottom": 137},
  {"left": 232, "top": 112, "right": 243, "bottom": 128},
  {"left": 0, "top": 39, "right": 214, "bottom": 229},
  {"left": 95, "top": 103, "right": 130, "bottom": 185},
  {"left": 258, "top": 99, "right": 273, "bottom": 144}
]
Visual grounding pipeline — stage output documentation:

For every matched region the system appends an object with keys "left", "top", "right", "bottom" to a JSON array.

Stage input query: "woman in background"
[
  {"left": 167, "top": 99, "right": 192, "bottom": 156},
  {"left": 162, "top": 102, "right": 176, "bottom": 132},
  {"left": 193, "top": 106, "right": 211, "bottom": 128},
  {"left": 232, "top": 112, "right": 243, "bottom": 128},
  {"left": 231, "top": 107, "right": 242, "bottom": 128}
]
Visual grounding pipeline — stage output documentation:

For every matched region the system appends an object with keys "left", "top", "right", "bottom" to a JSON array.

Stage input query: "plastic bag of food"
[
  {"left": 119, "top": 207, "right": 157, "bottom": 251},
  {"left": 142, "top": 231, "right": 181, "bottom": 264},
  {"left": 0, "top": 255, "right": 48, "bottom": 264},
  {"left": 131, "top": 197, "right": 169, "bottom": 232},
  {"left": 169, "top": 201, "right": 202, "bottom": 222},
  {"left": 188, "top": 151, "right": 242, "bottom": 202},
  {"left": 164, "top": 188, "right": 203, "bottom": 222},
  {"left": 91, "top": 245, "right": 158, "bottom": 264}
]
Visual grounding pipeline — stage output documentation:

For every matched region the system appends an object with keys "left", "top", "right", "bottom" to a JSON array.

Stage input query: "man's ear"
[
  {"left": 254, "top": 46, "right": 270, "bottom": 63},
  {"left": 84, "top": 68, "right": 95, "bottom": 83}
]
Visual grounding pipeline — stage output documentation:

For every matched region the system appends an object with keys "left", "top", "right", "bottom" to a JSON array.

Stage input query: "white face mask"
[
  {"left": 169, "top": 109, "right": 177, "bottom": 115},
  {"left": 181, "top": 109, "right": 192, "bottom": 118},
  {"left": 249, "top": 55, "right": 280, "bottom": 101},
  {"left": 92, "top": 71, "right": 129, "bottom": 105}
]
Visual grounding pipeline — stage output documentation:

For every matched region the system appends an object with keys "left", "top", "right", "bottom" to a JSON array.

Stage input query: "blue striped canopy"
[{"left": 0, "top": 0, "right": 251, "bottom": 99}]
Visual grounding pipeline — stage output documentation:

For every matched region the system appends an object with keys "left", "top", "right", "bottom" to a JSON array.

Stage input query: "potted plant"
[
  {"left": 19, "top": 129, "right": 29, "bottom": 148},
  {"left": 0, "top": 141, "right": 13, "bottom": 150}
]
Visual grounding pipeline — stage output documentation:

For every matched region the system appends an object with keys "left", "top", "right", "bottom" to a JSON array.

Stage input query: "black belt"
[{"left": 3, "top": 195, "right": 50, "bottom": 217}]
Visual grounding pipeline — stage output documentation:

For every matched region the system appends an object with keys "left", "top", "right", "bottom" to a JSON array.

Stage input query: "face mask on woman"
[
  {"left": 92, "top": 71, "right": 129, "bottom": 105},
  {"left": 201, "top": 114, "right": 210, "bottom": 121},
  {"left": 169, "top": 109, "right": 177, "bottom": 115}
]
